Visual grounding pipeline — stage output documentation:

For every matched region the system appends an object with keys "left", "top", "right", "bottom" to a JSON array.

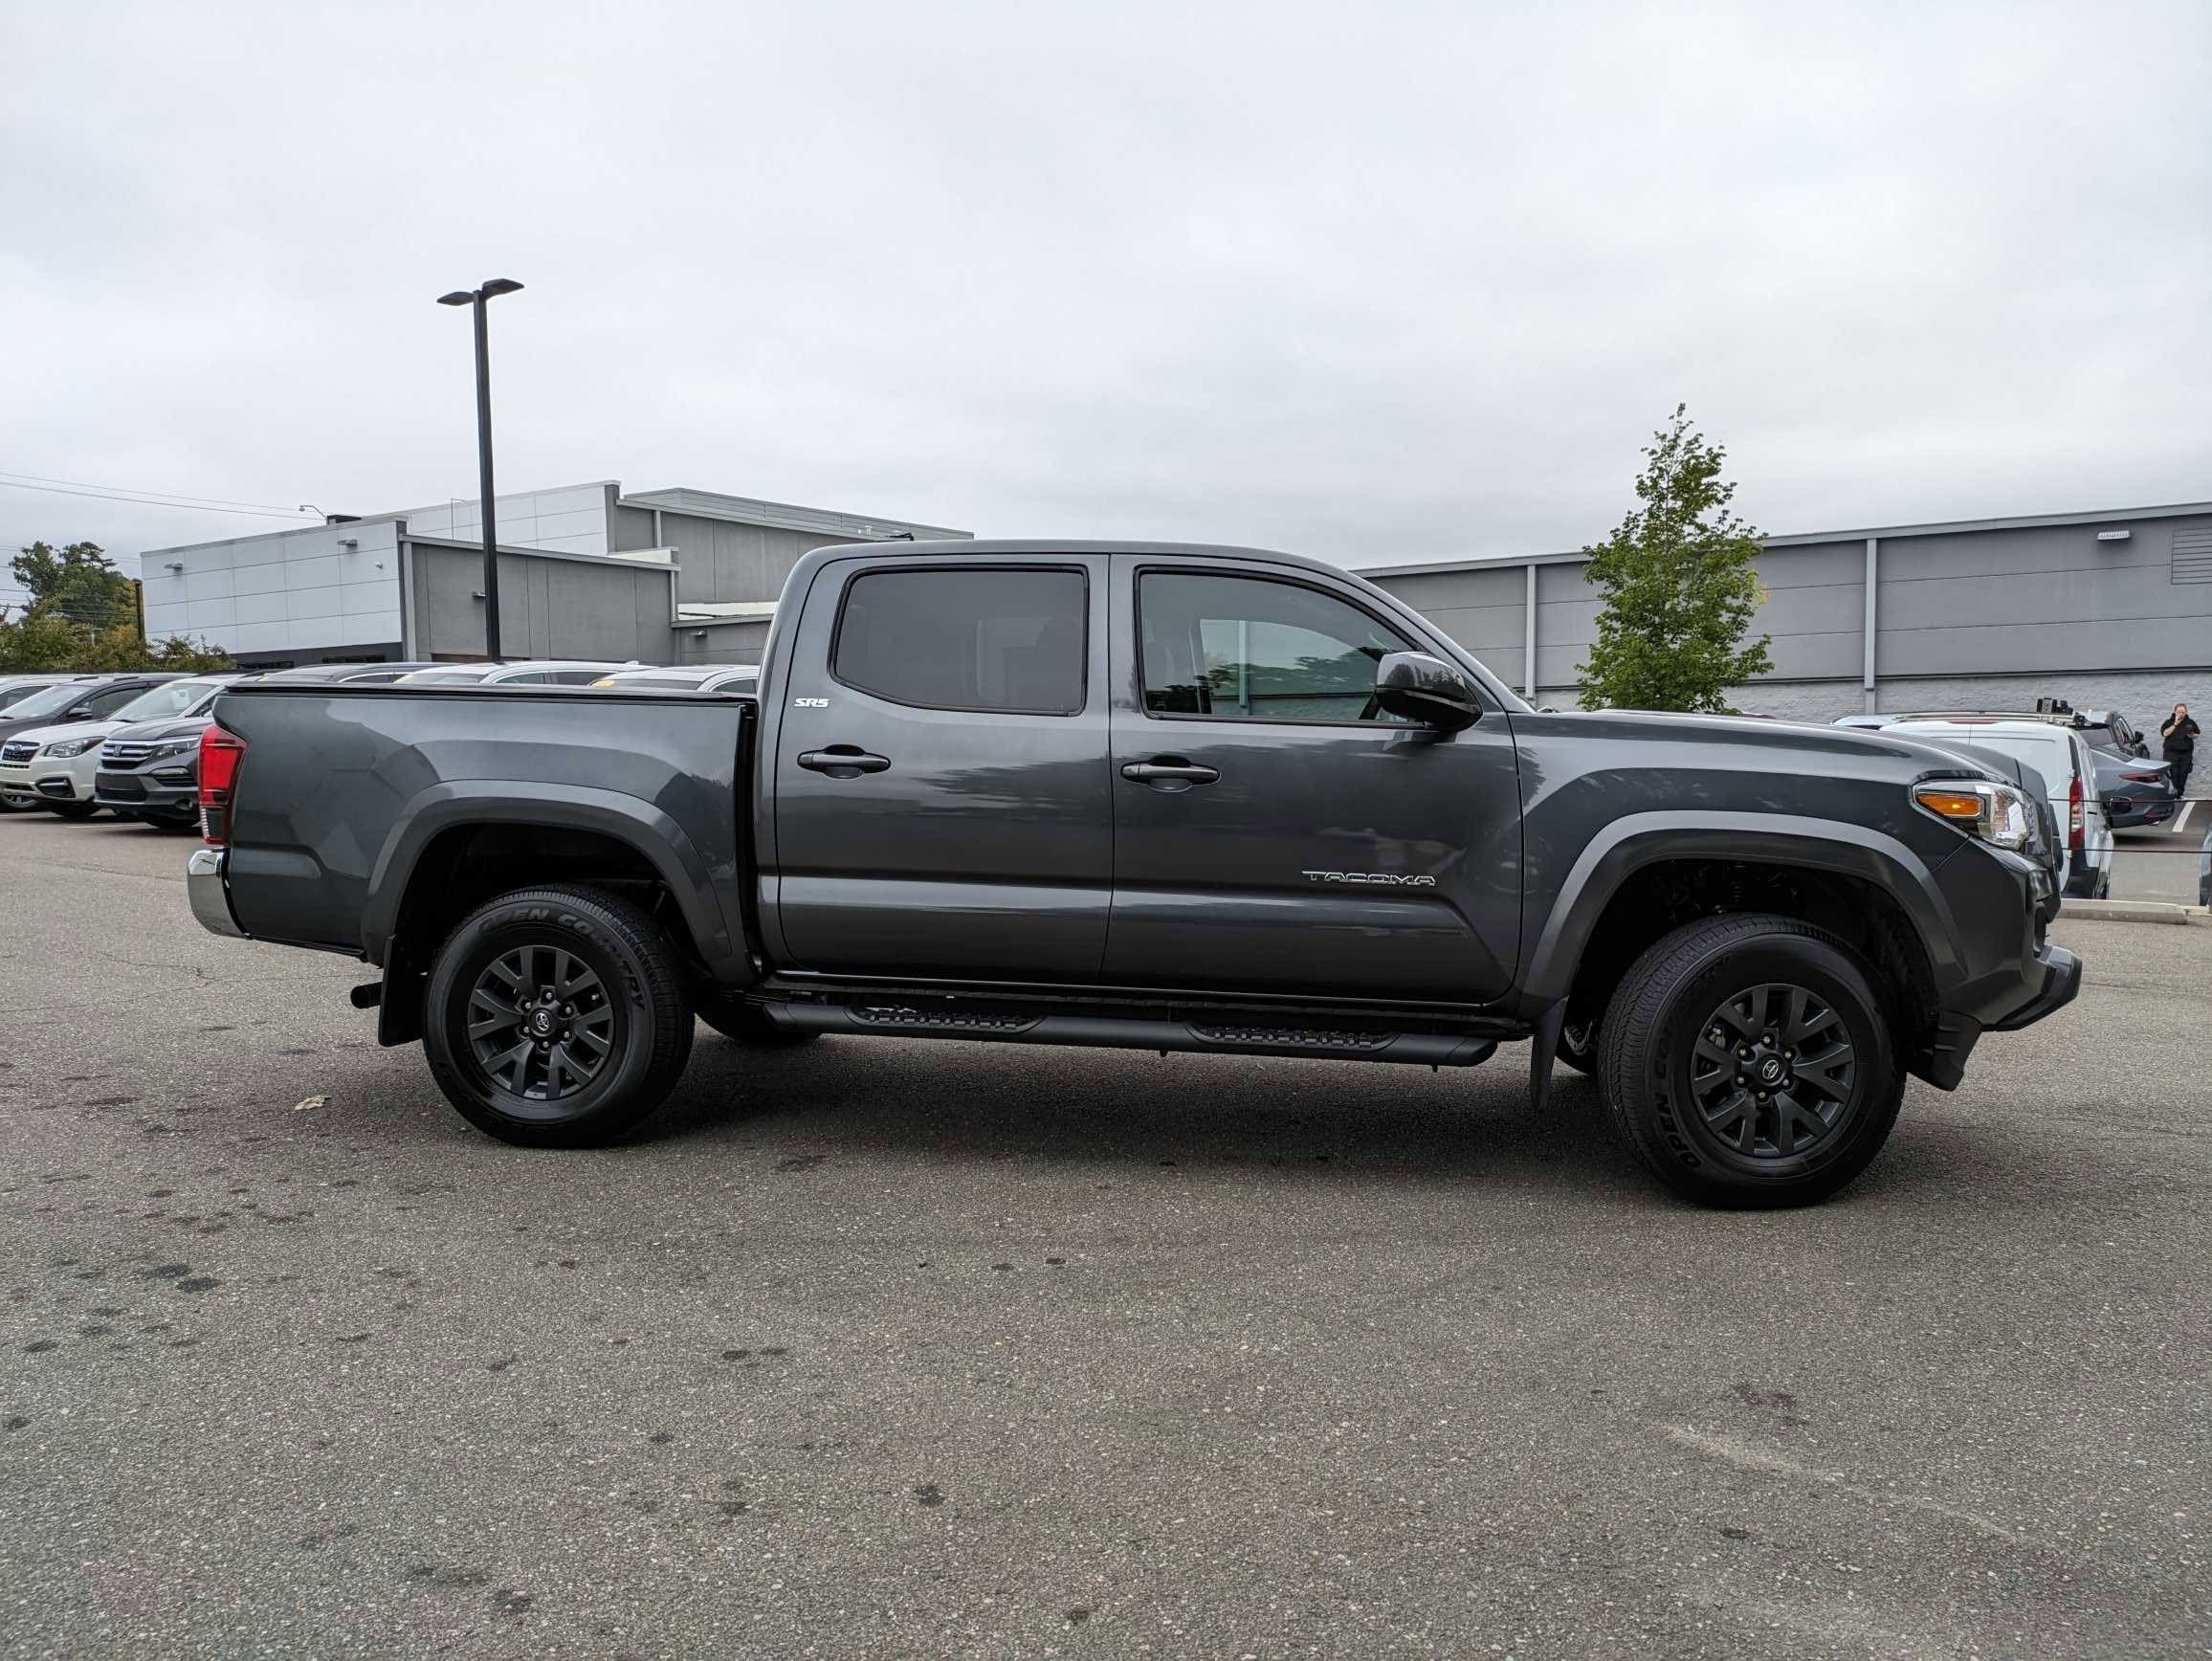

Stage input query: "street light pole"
[{"left": 436, "top": 277, "right": 524, "bottom": 659}]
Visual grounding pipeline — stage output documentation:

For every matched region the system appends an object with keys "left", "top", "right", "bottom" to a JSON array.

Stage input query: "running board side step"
[{"left": 763, "top": 1002, "right": 1497, "bottom": 1067}]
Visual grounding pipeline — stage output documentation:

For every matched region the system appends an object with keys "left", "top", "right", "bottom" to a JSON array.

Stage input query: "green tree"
[
  {"left": 10, "top": 540, "right": 136, "bottom": 630},
  {"left": 1577, "top": 406, "right": 1774, "bottom": 714},
  {"left": 1, "top": 540, "right": 232, "bottom": 674}
]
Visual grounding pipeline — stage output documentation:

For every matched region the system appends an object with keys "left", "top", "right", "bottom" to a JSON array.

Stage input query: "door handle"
[
  {"left": 1121, "top": 759, "right": 1220, "bottom": 786},
  {"left": 798, "top": 746, "right": 892, "bottom": 777}
]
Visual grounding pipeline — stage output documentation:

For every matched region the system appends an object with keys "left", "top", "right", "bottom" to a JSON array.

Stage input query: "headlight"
[
  {"left": 150, "top": 740, "right": 195, "bottom": 760},
  {"left": 44, "top": 735, "right": 103, "bottom": 758},
  {"left": 1913, "top": 780, "right": 2033, "bottom": 851}
]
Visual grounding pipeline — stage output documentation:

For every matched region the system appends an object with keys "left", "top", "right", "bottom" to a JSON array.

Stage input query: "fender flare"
[
  {"left": 360, "top": 781, "right": 743, "bottom": 978},
  {"left": 1516, "top": 811, "right": 1964, "bottom": 1009}
]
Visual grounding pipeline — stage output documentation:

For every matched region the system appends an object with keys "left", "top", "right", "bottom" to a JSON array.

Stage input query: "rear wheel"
[
  {"left": 423, "top": 885, "right": 694, "bottom": 1147},
  {"left": 1596, "top": 914, "right": 1905, "bottom": 1208}
]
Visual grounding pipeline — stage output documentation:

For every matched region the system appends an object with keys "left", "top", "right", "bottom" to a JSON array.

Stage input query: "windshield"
[
  {"left": 0, "top": 682, "right": 63, "bottom": 712},
  {"left": 401, "top": 668, "right": 498, "bottom": 685},
  {"left": 2, "top": 681, "right": 89, "bottom": 720},
  {"left": 112, "top": 680, "right": 220, "bottom": 723}
]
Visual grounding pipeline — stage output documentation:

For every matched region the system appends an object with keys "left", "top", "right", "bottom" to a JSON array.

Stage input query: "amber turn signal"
[{"left": 1913, "top": 788, "right": 1985, "bottom": 820}]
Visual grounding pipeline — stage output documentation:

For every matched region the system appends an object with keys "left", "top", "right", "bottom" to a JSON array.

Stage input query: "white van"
[{"left": 1887, "top": 718, "right": 2113, "bottom": 898}]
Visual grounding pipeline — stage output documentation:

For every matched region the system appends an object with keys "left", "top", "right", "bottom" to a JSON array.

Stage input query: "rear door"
[
  {"left": 1101, "top": 556, "right": 1520, "bottom": 1002},
  {"left": 767, "top": 554, "right": 1113, "bottom": 980}
]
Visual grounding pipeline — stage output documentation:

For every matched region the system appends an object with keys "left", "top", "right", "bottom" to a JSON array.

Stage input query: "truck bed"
[{"left": 210, "top": 682, "right": 756, "bottom": 980}]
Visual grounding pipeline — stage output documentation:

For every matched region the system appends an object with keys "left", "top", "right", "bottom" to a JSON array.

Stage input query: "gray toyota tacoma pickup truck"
[{"left": 187, "top": 540, "right": 2078, "bottom": 1207}]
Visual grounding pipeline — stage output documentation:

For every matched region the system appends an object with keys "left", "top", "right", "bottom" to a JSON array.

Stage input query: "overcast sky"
[{"left": 3, "top": 0, "right": 2207, "bottom": 600}]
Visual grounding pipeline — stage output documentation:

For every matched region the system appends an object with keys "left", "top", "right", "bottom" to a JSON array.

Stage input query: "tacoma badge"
[{"left": 1301, "top": 871, "right": 1438, "bottom": 886}]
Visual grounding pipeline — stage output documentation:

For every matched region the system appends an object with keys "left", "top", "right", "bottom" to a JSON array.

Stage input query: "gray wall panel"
[
  {"left": 1419, "top": 604, "right": 1525, "bottom": 652},
  {"left": 1875, "top": 519, "right": 2198, "bottom": 582},
  {"left": 409, "top": 543, "right": 675, "bottom": 662}
]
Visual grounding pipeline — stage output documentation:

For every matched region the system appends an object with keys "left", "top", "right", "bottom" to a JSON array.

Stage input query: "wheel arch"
[{"left": 363, "top": 786, "right": 752, "bottom": 1047}]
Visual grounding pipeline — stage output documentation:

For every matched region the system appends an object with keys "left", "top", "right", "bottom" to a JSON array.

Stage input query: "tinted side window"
[
  {"left": 83, "top": 685, "right": 145, "bottom": 717},
  {"left": 1139, "top": 572, "right": 1414, "bottom": 722},
  {"left": 833, "top": 568, "right": 1085, "bottom": 715}
]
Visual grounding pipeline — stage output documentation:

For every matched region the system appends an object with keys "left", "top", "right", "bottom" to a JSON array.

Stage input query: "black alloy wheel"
[
  {"left": 423, "top": 885, "right": 694, "bottom": 1147},
  {"left": 1684, "top": 983, "right": 1855, "bottom": 1161},
  {"left": 465, "top": 944, "right": 618, "bottom": 1103},
  {"left": 1596, "top": 913, "right": 1905, "bottom": 1208}
]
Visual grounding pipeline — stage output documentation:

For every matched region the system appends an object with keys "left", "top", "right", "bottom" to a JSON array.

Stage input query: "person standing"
[{"left": 2161, "top": 702, "right": 2200, "bottom": 799}]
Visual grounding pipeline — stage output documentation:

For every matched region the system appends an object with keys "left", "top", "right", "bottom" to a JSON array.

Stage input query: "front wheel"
[
  {"left": 1597, "top": 914, "right": 1905, "bottom": 1208},
  {"left": 423, "top": 885, "right": 695, "bottom": 1147},
  {"left": 1555, "top": 1015, "right": 1600, "bottom": 1075}
]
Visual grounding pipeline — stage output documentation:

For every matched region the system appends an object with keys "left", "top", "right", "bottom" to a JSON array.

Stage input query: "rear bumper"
[
  {"left": 187, "top": 848, "right": 245, "bottom": 939},
  {"left": 2110, "top": 799, "right": 2176, "bottom": 828}
]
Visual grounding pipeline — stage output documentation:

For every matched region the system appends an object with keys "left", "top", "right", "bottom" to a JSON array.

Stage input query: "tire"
[
  {"left": 48, "top": 801, "right": 99, "bottom": 820},
  {"left": 0, "top": 795, "right": 33, "bottom": 814},
  {"left": 1555, "top": 1014, "right": 1600, "bottom": 1075},
  {"left": 696, "top": 991, "right": 818, "bottom": 1048},
  {"left": 1596, "top": 914, "right": 1906, "bottom": 1208},
  {"left": 422, "top": 885, "right": 695, "bottom": 1148}
]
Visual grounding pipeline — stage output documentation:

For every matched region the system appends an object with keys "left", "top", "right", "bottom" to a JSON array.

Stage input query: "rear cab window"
[{"left": 832, "top": 567, "right": 1086, "bottom": 715}]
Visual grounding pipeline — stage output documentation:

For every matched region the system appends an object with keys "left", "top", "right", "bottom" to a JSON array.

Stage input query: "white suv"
[
  {"left": 0, "top": 676, "right": 239, "bottom": 819},
  {"left": 1887, "top": 718, "right": 2114, "bottom": 898}
]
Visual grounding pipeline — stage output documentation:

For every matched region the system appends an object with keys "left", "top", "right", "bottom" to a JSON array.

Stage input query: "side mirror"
[{"left": 1374, "top": 652, "right": 1480, "bottom": 732}]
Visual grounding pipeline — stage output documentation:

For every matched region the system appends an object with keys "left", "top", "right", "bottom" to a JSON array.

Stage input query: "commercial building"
[
  {"left": 1364, "top": 499, "right": 2212, "bottom": 722},
  {"left": 139, "top": 481, "right": 966, "bottom": 669}
]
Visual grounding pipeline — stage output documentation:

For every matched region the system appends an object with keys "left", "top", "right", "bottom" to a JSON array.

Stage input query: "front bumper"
[
  {"left": 96, "top": 766, "right": 199, "bottom": 818},
  {"left": 187, "top": 848, "right": 245, "bottom": 938},
  {"left": 2, "top": 750, "right": 102, "bottom": 806},
  {"left": 1987, "top": 942, "right": 2083, "bottom": 1031},
  {"left": 0, "top": 761, "right": 43, "bottom": 805}
]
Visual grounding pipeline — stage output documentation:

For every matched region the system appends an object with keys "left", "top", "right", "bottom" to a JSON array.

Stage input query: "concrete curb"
[{"left": 2058, "top": 898, "right": 2206, "bottom": 925}]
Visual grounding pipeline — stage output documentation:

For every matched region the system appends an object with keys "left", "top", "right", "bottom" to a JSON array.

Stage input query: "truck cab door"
[
  {"left": 1103, "top": 556, "right": 1520, "bottom": 1003},
  {"left": 765, "top": 553, "right": 1113, "bottom": 981}
]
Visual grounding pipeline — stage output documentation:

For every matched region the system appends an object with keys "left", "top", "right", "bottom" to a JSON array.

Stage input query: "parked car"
[
  {"left": 1846, "top": 706, "right": 2177, "bottom": 831},
  {"left": 588, "top": 664, "right": 760, "bottom": 693},
  {"left": 0, "top": 676, "right": 240, "bottom": 819},
  {"left": 252, "top": 661, "right": 447, "bottom": 685},
  {"left": 395, "top": 660, "right": 637, "bottom": 687},
  {"left": 2200, "top": 817, "right": 2210, "bottom": 908},
  {"left": 0, "top": 674, "right": 191, "bottom": 815},
  {"left": 2071, "top": 710, "right": 2179, "bottom": 829},
  {"left": 188, "top": 538, "right": 2078, "bottom": 1209},
  {"left": 0, "top": 674, "right": 99, "bottom": 714},
  {"left": 93, "top": 675, "right": 257, "bottom": 830},
  {"left": 1883, "top": 718, "right": 2112, "bottom": 897}
]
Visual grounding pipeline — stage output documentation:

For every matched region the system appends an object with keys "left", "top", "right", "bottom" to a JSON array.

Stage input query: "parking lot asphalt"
[
  {"left": 2112, "top": 809, "right": 2207, "bottom": 906},
  {"left": 3, "top": 812, "right": 2208, "bottom": 1659}
]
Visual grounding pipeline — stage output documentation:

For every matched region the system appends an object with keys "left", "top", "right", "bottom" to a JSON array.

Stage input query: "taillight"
[
  {"left": 2068, "top": 772, "right": 2084, "bottom": 851},
  {"left": 199, "top": 724, "right": 245, "bottom": 845}
]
